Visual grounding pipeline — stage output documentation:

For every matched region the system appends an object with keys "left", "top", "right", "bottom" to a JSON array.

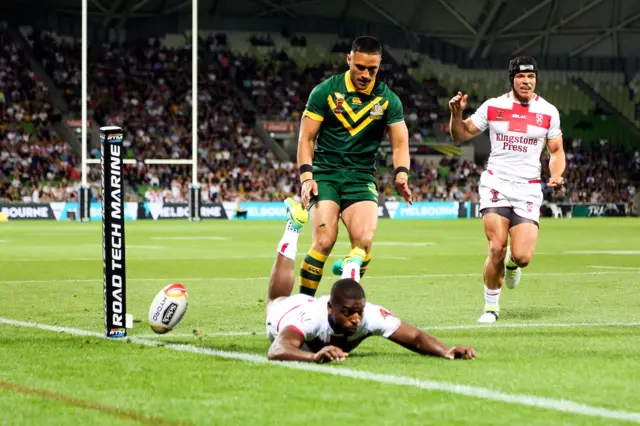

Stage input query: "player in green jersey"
[{"left": 294, "top": 36, "right": 412, "bottom": 296}]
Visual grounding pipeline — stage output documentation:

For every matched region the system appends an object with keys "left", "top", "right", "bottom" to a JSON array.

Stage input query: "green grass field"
[{"left": 1, "top": 218, "right": 639, "bottom": 425}]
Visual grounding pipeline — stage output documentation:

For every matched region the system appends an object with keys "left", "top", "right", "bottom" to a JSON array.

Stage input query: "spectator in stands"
[{"left": 2, "top": 28, "right": 637, "bottom": 209}]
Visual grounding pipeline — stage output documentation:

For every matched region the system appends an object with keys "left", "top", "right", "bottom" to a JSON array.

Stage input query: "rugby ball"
[{"left": 148, "top": 283, "right": 189, "bottom": 334}]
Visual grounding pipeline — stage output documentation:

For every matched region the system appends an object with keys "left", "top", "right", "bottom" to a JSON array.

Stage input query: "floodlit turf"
[{"left": 0, "top": 218, "right": 639, "bottom": 425}]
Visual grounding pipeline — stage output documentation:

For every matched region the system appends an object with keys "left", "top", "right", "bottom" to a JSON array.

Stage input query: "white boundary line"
[
  {"left": 2, "top": 254, "right": 410, "bottom": 262},
  {"left": 136, "top": 321, "right": 640, "bottom": 338},
  {"left": 0, "top": 270, "right": 638, "bottom": 285},
  {"left": 150, "top": 236, "right": 230, "bottom": 241},
  {"left": 0, "top": 317, "right": 638, "bottom": 424},
  {"left": 424, "top": 321, "right": 640, "bottom": 331},
  {"left": 588, "top": 266, "right": 640, "bottom": 271},
  {"left": 138, "top": 331, "right": 259, "bottom": 337},
  {"left": 565, "top": 250, "right": 640, "bottom": 255}
]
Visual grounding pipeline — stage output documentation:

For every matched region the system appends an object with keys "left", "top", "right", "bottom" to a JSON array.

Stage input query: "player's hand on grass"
[
  {"left": 301, "top": 179, "right": 318, "bottom": 210},
  {"left": 313, "top": 345, "right": 348, "bottom": 363},
  {"left": 445, "top": 346, "right": 476, "bottom": 360},
  {"left": 449, "top": 91, "right": 468, "bottom": 116},
  {"left": 547, "top": 176, "right": 564, "bottom": 188},
  {"left": 395, "top": 173, "right": 412, "bottom": 206}
]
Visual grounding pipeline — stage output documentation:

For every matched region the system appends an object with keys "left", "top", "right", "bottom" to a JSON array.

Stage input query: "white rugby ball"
[{"left": 148, "top": 283, "right": 189, "bottom": 334}]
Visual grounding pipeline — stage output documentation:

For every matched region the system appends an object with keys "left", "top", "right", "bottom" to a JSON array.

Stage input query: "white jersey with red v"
[{"left": 470, "top": 93, "right": 562, "bottom": 181}]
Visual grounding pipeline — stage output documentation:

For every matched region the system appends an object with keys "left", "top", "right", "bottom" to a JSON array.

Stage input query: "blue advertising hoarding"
[{"left": 384, "top": 201, "right": 461, "bottom": 219}]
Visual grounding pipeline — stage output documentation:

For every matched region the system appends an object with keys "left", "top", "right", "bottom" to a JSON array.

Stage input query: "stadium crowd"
[
  {"left": 234, "top": 45, "right": 444, "bottom": 139},
  {"left": 542, "top": 138, "right": 638, "bottom": 206},
  {"left": 0, "top": 28, "right": 637, "bottom": 215},
  {"left": 0, "top": 30, "right": 80, "bottom": 203}
]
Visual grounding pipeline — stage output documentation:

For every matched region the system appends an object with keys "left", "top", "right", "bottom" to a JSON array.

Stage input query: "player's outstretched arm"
[
  {"left": 448, "top": 91, "right": 483, "bottom": 142},
  {"left": 298, "top": 116, "right": 322, "bottom": 209},
  {"left": 268, "top": 328, "right": 348, "bottom": 363},
  {"left": 388, "top": 322, "right": 476, "bottom": 360}
]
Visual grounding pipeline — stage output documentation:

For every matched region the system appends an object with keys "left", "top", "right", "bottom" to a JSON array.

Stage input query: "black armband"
[
  {"left": 299, "top": 164, "right": 313, "bottom": 174},
  {"left": 394, "top": 166, "right": 410, "bottom": 178}
]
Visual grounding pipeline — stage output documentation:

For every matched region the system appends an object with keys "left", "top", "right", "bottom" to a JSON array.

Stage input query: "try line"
[
  {"left": 0, "top": 317, "right": 638, "bottom": 424},
  {"left": 0, "top": 270, "right": 638, "bottom": 285}
]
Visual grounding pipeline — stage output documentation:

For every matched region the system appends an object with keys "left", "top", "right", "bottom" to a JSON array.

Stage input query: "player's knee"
[
  {"left": 313, "top": 233, "right": 336, "bottom": 254},
  {"left": 488, "top": 240, "right": 507, "bottom": 262},
  {"left": 511, "top": 251, "right": 532, "bottom": 268}
]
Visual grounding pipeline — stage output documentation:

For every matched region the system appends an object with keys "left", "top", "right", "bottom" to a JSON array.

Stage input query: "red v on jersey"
[{"left": 487, "top": 103, "right": 551, "bottom": 134}]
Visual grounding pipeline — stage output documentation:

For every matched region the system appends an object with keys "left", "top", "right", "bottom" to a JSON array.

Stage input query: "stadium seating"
[
  {"left": 401, "top": 51, "right": 598, "bottom": 115},
  {"left": 541, "top": 140, "right": 638, "bottom": 205},
  {"left": 393, "top": 48, "right": 640, "bottom": 150},
  {"left": 20, "top": 30, "right": 298, "bottom": 203},
  {"left": 224, "top": 31, "right": 445, "bottom": 139},
  {"left": 0, "top": 29, "right": 80, "bottom": 203},
  {"left": 1, "top": 28, "right": 637, "bottom": 207}
]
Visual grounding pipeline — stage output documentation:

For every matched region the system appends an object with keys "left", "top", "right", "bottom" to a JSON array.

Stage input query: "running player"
[
  {"left": 297, "top": 35, "right": 412, "bottom": 297},
  {"left": 448, "top": 56, "right": 565, "bottom": 323}
]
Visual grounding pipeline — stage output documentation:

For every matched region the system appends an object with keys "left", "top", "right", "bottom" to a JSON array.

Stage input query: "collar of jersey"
[{"left": 345, "top": 71, "right": 375, "bottom": 95}]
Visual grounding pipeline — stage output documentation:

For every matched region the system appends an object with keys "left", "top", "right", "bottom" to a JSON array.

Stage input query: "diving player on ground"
[
  {"left": 448, "top": 56, "right": 566, "bottom": 323},
  {"left": 266, "top": 198, "right": 476, "bottom": 363}
]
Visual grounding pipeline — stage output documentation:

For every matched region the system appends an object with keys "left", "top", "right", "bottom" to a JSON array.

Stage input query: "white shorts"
[
  {"left": 265, "top": 294, "right": 309, "bottom": 342},
  {"left": 479, "top": 170, "right": 543, "bottom": 223}
]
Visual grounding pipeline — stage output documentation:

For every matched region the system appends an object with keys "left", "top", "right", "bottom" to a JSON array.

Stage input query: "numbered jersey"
[
  {"left": 266, "top": 294, "right": 401, "bottom": 352},
  {"left": 470, "top": 92, "right": 562, "bottom": 181}
]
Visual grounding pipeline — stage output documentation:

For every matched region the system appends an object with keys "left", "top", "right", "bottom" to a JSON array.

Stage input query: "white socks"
[
  {"left": 277, "top": 221, "right": 300, "bottom": 260},
  {"left": 341, "top": 248, "right": 366, "bottom": 282},
  {"left": 342, "top": 262, "right": 361, "bottom": 282},
  {"left": 484, "top": 285, "right": 502, "bottom": 311}
]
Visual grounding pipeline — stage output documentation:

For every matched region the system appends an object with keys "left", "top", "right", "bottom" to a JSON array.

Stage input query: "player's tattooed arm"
[
  {"left": 388, "top": 322, "right": 476, "bottom": 360},
  {"left": 268, "top": 328, "right": 348, "bottom": 363},
  {"left": 546, "top": 136, "right": 566, "bottom": 188}
]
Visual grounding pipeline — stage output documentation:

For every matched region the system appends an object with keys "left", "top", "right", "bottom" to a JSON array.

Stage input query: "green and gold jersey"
[{"left": 303, "top": 71, "right": 404, "bottom": 174}]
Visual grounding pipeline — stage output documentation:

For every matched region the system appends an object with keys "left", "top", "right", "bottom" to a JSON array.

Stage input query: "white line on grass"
[
  {"left": 137, "top": 331, "right": 260, "bottom": 338},
  {"left": 1, "top": 270, "right": 639, "bottom": 285},
  {"left": 4, "top": 258, "right": 100, "bottom": 262},
  {"left": 565, "top": 250, "right": 640, "bottom": 255},
  {"left": 0, "top": 317, "right": 638, "bottom": 424},
  {"left": 33, "top": 232, "right": 95, "bottom": 236},
  {"left": 127, "top": 245, "right": 167, "bottom": 250},
  {"left": 341, "top": 242, "right": 437, "bottom": 247},
  {"left": 369, "top": 256, "right": 409, "bottom": 260},
  {"left": 151, "top": 236, "right": 230, "bottom": 241},
  {"left": 423, "top": 321, "right": 640, "bottom": 331},
  {"left": 3, "top": 254, "right": 410, "bottom": 262},
  {"left": 587, "top": 266, "right": 640, "bottom": 271},
  {"left": 136, "top": 321, "right": 640, "bottom": 339}
]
